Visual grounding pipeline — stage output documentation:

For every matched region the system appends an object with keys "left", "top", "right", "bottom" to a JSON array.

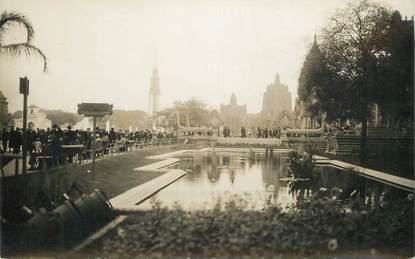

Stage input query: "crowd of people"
[
  {"left": 1, "top": 125, "right": 178, "bottom": 170},
  {"left": 222, "top": 126, "right": 282, "bottom": 138},
  {"left": 255, "top": 127, "right": 282, "bottom": 138}
]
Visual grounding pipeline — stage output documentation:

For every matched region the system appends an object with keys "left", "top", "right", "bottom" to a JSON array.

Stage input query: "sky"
[{"left": 1, "top": 0, "right": 413, "bottom": 114}]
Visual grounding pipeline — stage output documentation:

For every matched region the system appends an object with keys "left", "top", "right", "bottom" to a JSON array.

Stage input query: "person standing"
[
  {"left": 12, "top": 127, "right": 22, "bottom": 154},
  {"left": 27, "top": 128, "right": 36, "bottom": 165},
  {"left": 109, "top": 128, "right": 116, "bottom": 144},
  {"left": 65, "top": 125, "right": 76, "bottom": 145},
  {"left": 241, "top": 126, "right": 246, "bottom": 138},
  {"left": 1, "top": 128, "right": 9, "bottom": 152}
]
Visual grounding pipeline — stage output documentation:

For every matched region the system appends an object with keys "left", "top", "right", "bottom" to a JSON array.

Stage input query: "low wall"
[
  {"left": 331, "top": 136, "right": 413, "bottom": 156},
  {"left": 281, "top": 137, "right": 327, "bottom": 152},
  {"left": 177, "top": 136, "right": 283, "bottom": 148},
  {"left": 216, "top": 137, "right": 281, "bottom": 147}
]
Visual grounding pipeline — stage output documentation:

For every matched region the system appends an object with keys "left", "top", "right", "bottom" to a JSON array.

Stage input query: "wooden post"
[
  {"left": 91, "top": 116, "right": 96, "bottom": 180},
  {"left": 77, "top": 103, "right": 113, "bottom": 178},
  {"left": 20, "top": 77, "right": 29, "bottom": 175}
]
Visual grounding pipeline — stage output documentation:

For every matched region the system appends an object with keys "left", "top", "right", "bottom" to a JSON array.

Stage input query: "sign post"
[
  {"left": 19, "top": 77, "right": 29, "bottom": 175},
  {"left": 78, "top": 103, "right": 113, "bottom": 180}
]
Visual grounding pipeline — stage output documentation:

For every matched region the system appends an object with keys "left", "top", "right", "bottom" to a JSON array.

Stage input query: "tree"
[
  {"left": 298, "top": 35, "right": 327, "bottom": 120},
  {"left": 0, "top": 11, "right": 47, "bottom": 71},
  {"left": 156, "top": 107, "right": 180, "bottom": 129},
  {"left": 376, "top": 11, "right": 414, "bottom": 127},
  {"left": 157, "top": 98, "right": 214, "bottom": 129},
  {"left": 182, "top": 98, "right": 210, "bottom": 127},
  {"left": 42, "top": 109, "right": 83, "bottom": 126},
  {"left": 317, "top": 0, "right": 391, "bottom": 164},
  {"left": 104, "top": 110, "right": 150, "bottom": 130}
]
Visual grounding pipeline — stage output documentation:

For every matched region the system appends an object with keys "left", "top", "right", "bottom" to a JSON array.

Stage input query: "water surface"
[{"left": 139, "top": 151, "right": 408, "bottom": 210}]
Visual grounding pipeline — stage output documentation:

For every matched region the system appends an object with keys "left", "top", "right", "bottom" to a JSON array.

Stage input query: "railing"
[{"left": 16, "top": 138, "right": 178, "bottom": 173}]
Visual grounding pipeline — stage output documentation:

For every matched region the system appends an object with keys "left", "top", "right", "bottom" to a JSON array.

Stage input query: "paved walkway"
[
  {"left": 73, "top": 144, "right": 202, "bottom": 199},
  {"left": 1, "top": 144, "right": 196, "bottom": 199},
  {"left": 314, "top": 155, "right": 415, "bottom": 192}
]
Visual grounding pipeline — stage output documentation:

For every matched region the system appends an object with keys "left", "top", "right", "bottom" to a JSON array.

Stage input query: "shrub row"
[{"left": 94, "top": 192, "right": 414, "bottom": 258}]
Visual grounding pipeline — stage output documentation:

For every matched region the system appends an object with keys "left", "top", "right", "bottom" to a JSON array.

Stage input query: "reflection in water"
[
  {"left": 140, "top": 152, "right": 293, "bottom": 210},
  {"left": 139, "top": 152, "right": 410, "bottom": 211}
]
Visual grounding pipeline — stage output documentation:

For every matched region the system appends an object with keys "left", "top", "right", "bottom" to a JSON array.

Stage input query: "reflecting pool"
[{"left": 139, "top": 151, "right": 409, "bottom": 210}]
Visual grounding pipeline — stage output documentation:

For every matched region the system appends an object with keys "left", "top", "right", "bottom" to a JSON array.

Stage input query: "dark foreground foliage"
[{"left": 93, "top": 191, "right": 414, "bottom": 258}]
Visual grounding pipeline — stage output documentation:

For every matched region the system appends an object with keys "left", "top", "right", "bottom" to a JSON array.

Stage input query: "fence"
[{"left": 4, "top": 137, "right": 178, "bottom": 175}]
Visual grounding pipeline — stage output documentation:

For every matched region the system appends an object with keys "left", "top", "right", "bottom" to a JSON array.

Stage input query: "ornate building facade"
[
  {"left": 14, "top": 105, "right": 52, "bottom": 129},
  {"left": 0, "top": 90, "right": 11, "bottom": 130},
  {"left": 220, "top": 93, "right": 247, "bottom": 137},
  {"left": 148, "top": 68, "right": 160, "bottom": 116},
  {"left": 261, "top": 73, "right": 292, "bottom": 124},
  {"left": 293, "top": 98, "right": 324, "bottom": 129}
]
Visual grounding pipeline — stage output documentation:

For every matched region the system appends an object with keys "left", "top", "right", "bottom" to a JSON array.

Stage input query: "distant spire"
[
  {"left": 152, "top": 67, "right": 159, "bottom": 77},
  {"left": 275, "top": 73, "right": 281, "bottom": 85},
  {"left": 230, "top": 93, "right": 237, "bottom": 105},
  {"left": 313, "top": 32, "right": 318, "bottom": 48},
  {"left": 310, "top": 32, "right": 320, "bottom": 54}
]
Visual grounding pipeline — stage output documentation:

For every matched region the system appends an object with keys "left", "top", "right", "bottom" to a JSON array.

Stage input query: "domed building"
[{"left": 0, "top": 90, "right": 11, "bottom": 130}]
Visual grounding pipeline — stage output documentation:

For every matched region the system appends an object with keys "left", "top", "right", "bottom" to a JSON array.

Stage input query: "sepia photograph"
[{"left": 0, "top": 0, "right": 414, "bottom": 258}]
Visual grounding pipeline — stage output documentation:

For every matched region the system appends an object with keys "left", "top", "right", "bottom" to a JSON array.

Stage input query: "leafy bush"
[
  {"left": 92, "top": 192, "right": 414, "bottom": 258},
  {"left": 287, "top": 149, "right": 315, "bottom": 179}
]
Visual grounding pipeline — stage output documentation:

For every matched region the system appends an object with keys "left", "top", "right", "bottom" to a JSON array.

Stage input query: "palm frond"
[
  {"left": 0, "top": 11, "right": 34, "bottom": 43},
  {"left": 1, "top": 43, "right": 47, "bottom": 72}
]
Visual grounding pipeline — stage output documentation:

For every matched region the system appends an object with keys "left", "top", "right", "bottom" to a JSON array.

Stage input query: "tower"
[
  {"left": 220, "top": 93, "right": 247, "bottom": 137},
  {"left": 148, "top": 68, "right": 160, "bottom": 116},
  {"left": 261, "top": 73, "right": 292, "bottom": 120}
]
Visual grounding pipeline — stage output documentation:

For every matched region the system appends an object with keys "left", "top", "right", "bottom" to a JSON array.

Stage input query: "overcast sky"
[{"left": 1, "top": 0, "right": 413, "bottom": 114}]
